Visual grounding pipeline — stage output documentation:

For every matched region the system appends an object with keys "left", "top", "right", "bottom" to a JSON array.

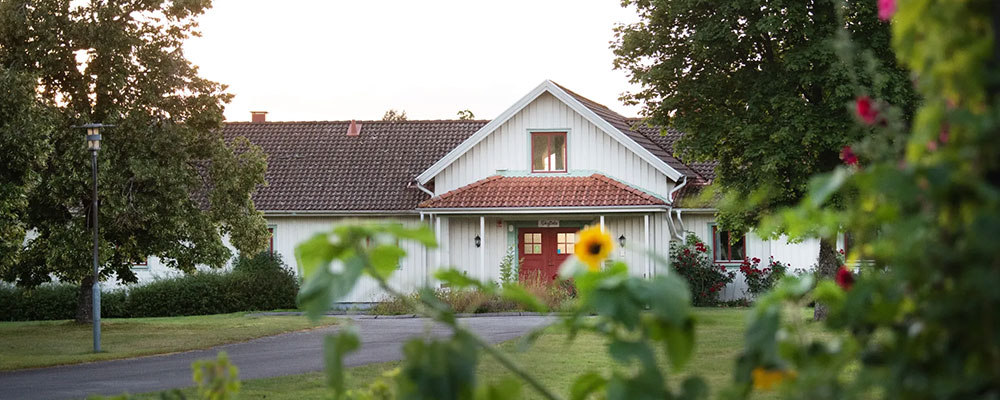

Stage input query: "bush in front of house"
[
  {"left": 738, "top": 256, "right": 789, "bottom": 300},
  {"left": 669, "top": 234, "right": 736, "bottom": 306},
  {"left": 0, "top": 252, "right": 298, "bottom": 321},
  {"left": 370, "top": 276, "right": 575, "bottom": 315},
  {"left": 127, "top": 251, "right": 298, "bottom": 317},
  {"left": 0, "top": 283, "right": 77, "bottom": 321},
  {"left": 228, "top": 251, "right": 299, "bottom": 312}
]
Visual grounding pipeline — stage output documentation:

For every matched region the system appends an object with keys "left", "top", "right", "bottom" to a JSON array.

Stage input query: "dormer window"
[{"left": 531, "top": 132, "right": 567, "bottom": 173}]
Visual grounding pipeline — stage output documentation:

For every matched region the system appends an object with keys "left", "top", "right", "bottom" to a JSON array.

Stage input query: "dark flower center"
[{"left": 588, "top": 243, "right": 603, "bottom": 255}]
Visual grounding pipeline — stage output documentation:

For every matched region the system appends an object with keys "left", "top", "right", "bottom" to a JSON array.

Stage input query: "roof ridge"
[{"left": 225, "top": 119, "right": 491, "bottom": 125}]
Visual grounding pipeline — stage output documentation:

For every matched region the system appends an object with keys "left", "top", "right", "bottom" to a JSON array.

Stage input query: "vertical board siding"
[{"left": 434, "top": 92, "right": 671, "bottom": 199}]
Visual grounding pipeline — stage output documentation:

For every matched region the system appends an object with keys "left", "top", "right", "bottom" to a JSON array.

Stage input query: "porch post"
[
  {"left": 600, "top": 215, "right": 605, "bottom": 232},
  {"left": 479, "top": 216, "right": 486, "bottom": 280},
  {"left": 434, "top": 215, "right": 441, "bottom": 286},
  {"left": 644, "top": 214, "right": 650, "bottom": 279}
]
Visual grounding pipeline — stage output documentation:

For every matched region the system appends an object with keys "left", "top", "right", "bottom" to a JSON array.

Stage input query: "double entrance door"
[{"left": 518, "top": 227, "right": 578, "bottom": 282}]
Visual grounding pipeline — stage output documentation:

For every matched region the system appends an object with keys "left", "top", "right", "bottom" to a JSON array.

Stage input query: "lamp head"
[
  {"left": 618, "top": 234, "right": 626, "bottom": 248},
  {"left": 475, "top": 235, "right": 481, "bottom": 248},
  {"left": 77, "top": 123, "right": 112, "bottom": 151}
]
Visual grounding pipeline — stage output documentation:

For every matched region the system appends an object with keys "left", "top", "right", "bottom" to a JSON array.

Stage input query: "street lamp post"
[{"left": 79, "top": 123, "right": 108, "bottom": 353}]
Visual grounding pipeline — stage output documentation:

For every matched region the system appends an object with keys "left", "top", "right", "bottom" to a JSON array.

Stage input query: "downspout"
[
  {"left": 414, "top": 180, "right": 434, "bottom": 197},
  {"left": 675, "top": 209, "right": 688, "bottom": 244},
  {"left": 668, "top": 176, "right": 688, "bottom": 242},
  {"left": 668, "top": 175, "right": 688, "bottom": 204}
]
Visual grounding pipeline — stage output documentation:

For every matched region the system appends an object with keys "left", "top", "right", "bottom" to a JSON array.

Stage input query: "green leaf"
[
  {"left": 646, "top": 275, "right": 692, "bottom": 326},
  {"left": 296, "top": 267, "right": 336, "bottom": 321},
  {"left": 677, "top": 376, "right": 709, "bottom": 400},
  {"left": 501, "top": 284, "right": 549, "bottom": 313},
  {"left": 294, "top": 233, "right": 339, "bottom": 279},
  {"left": 807, "top": 167, "right": 850, "bottom": 207},
  {"left": 570, "top": 372, "right": 607, "bottom": 400},
  {"left": 812, "top": 280, "right": 847, "bottom": 308},
  {"left": 435, "top": 268, "right": 490, "bottom": 291},
  {"left": 475, "top": 377, "right": 522, "bottom": 400},
  {"left": 297, "top": 254, "right": 366, "bottom": 321},
  {"left": 368, "top": 244, "right": 406, "bottom": 279},
  {"left": 661, "top": 317, "right": 696, "bottom": 370},
  {"left": 384, "top": 224, "right": 438, "bottom": 248},
  {"left": 324, "top": 328, "right": 361, "bottom": 399}
]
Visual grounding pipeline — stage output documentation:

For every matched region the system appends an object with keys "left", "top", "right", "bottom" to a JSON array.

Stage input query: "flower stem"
[{"left": 368, "top": 267, "right": 563, "bottom": 400}]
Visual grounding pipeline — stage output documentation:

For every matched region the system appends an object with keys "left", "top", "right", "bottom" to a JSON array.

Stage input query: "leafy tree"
[
  {"left": 382, "top": 109, "right": 407, "bottom": 122},
  {"left": 456, "top": 109, "right": 475, "bottom": 120},
  {"left": 612, "top": 0, "right": 918, "bottom": 319},
  {"left": 0, "top": 67, "right": 52, "bottom": 278},
  {"left": 0, "top": 0, "right": 269, "bottom": 322},
  {"left": 731, "top": 1, "right": 1000, "bottom": 398}
]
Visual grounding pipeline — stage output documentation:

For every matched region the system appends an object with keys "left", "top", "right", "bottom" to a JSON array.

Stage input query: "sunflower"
[{"left": 574, "top": 226, "right": 613, "bottom": 271}]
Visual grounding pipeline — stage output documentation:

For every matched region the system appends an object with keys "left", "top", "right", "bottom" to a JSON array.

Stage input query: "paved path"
[{"left": 0, "top": 316, "right": 554, "bottom": 400}]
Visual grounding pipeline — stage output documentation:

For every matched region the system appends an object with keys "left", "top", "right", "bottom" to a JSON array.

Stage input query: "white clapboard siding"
[
  {"left": 434, "top": 92, "right": 672, "bottom": 199},
  {"left": 268, "top": 216, "right": 429, "bottom": 303}
]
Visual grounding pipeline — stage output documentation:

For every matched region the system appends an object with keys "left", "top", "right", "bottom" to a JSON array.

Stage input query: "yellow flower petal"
[
  {"left": 752, "top": 367, "right": 793, "bottom": 391},
  {"left": 574, "top": 226, "right": 613, "bottom": 271}
]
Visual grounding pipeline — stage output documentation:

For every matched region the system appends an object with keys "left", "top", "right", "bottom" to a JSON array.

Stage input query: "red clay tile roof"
[
  {"left": 222, "top": 120, "right": 487, "bottom": 212},
  {"left": 417, "top": 174, "right": 668, "bottom": 209}
]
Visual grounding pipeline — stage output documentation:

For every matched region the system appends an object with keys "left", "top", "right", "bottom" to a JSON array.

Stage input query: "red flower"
[
  {"left": 841, "top": 146, "right": 858, "bottom": 166},
  {"left": 836, "top": 266, "right": 855, "bottom": 290},
  {"left": 855, "top": 96, "right": 878, "bottom": 125},
  {"left": 878, "top": 0, "right": 896, "bottom": 21}
]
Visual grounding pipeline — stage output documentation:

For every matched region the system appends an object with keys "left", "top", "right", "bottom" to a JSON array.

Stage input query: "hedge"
[{"left": 0, "top": 252, "right": 299, "bottom": 321}]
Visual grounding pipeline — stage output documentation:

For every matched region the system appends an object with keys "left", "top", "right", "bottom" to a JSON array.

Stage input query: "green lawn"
[
  {"left": 0, "top": 313, "right": 338, "bottom": 370},
  {"left": 140, "top": 308, "right": 824, "bottom": 399}
]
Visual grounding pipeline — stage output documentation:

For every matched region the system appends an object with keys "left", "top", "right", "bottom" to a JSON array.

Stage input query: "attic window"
[{"left": 531, "top": 132, "right": 567, "bottom": 173}]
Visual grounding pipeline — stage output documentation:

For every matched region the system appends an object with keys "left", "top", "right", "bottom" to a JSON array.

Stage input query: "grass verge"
[
  {"left": 0, "top": 312, "right": 338, "bottom": 370},
  {"left": 139, "top": 308, "right": 825, "bottom": 399}
]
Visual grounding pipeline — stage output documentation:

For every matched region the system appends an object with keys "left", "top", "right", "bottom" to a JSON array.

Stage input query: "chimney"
[
  {"left": 251, "top": 111, "right": 267, "bottom": 123},
  {"left": 347, "top": 120, "right": 362, "bottom": 136}
]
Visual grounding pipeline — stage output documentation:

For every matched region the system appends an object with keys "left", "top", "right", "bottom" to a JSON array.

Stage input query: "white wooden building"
[{"left": 133, "top": 81, "right": 838, "bottom": 303}]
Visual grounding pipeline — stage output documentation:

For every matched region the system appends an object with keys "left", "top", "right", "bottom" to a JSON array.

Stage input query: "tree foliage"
[
  {"left": 611, "top": 0, "right": 920, "bottom": 320},
  {"left": 0, "top": 0, "right": 269, "bottom": 320},
  {"left": 612, "top": 0, "right": 917, "bottom": 232},
  {"left": 382, "top": 109, "right": 408, "bottom": 122},
  {"left": 0, "top": 67, "right": 52, "bottom": 275},
  {"left": 456, "top": 109, "right": 475, "bottom": 120},
  {"left": 730, "top": 0, "right": 1000, "bottom": 398}
]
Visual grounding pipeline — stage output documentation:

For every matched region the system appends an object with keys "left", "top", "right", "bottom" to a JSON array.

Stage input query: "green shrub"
[
  {"left": 0, "top": 283, "right": 76, "bottom": 321},
  {"left": 370, "top": 277, "right": 575, "bottom": 315},
  {"left": 0, "top": 252, "right": 299, "bottom": 321},
  {"left": 669, "top": 234, "right": 736, "bottom": 306}
]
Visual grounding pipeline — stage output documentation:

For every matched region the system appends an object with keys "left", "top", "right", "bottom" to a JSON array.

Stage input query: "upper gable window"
[{"left": 531, "top": 132, "right": 567, "bottom": 173}]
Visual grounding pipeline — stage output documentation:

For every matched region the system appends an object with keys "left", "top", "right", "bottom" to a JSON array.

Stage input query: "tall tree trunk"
[
  {"left": 813, "top": 237, "right": 840, "bottom": 321},
  {"left": 76, "top": 275, "right": 94, "bottom": 323}
]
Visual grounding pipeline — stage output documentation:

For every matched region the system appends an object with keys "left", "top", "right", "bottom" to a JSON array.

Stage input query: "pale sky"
[{"left": 183, "top": 1, "right": 644, "bottom": 122}]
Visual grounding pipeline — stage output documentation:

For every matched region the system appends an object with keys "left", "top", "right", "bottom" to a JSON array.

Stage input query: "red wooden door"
[{"left": 518, "top": 228, "right": 578, "bottom": 283}]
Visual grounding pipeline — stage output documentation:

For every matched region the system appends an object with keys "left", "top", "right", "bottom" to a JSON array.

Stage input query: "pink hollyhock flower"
[
  {"left": 840, "top": 146, "right": 859, "bottom": 166},
  {"left": 878, "top": 0, "right": 896, "bottom": 21},
  {"left": 836, "top": 266, "right": 855, "bottom": 290},
  {"left": 856, "top": 96, "right": 878, "bottom": 124}
]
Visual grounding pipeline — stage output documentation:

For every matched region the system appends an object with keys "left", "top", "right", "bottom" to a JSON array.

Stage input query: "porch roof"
[{"left": 417, "top": 174, "right": 668, "bottom": 211}]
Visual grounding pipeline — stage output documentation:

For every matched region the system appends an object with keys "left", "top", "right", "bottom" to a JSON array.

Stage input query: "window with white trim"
[
  {"left": 531, "top": 132, "right": 567, "bottom": 172},
  {"left": 713, "top": 226, "right": 746, "bottom": 262}
]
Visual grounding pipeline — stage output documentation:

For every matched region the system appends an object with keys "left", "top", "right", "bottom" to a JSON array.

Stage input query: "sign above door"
[{"left": 538, "top": 220, "right": 559, "bottom": 228}]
